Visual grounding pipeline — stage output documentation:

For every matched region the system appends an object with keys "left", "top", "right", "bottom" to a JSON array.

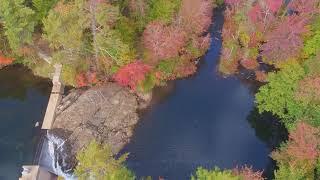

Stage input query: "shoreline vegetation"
[
  {"left": 0, "top": 0, "right": 219, "bottom": 92},
  {"left": 215, "top": 0, "right": 320, "bottom": 179},
  {"left": 1, "top": 0, "right": 320, "bottom": 179}
]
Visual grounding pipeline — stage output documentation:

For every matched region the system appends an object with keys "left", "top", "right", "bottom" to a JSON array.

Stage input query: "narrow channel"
[{"left": 122, "top": 8, "right": 276, "bottom": 179}]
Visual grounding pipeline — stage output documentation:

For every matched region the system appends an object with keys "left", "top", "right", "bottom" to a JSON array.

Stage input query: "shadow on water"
[
  {"left": 247, "top": 109, "right": 288, "bottom": 179},
  {"left": 0, "top": 65, "right": 51, "bottom": 180},
  {"left": 121, "top": 7, "right": 285, "bottom": 179}
]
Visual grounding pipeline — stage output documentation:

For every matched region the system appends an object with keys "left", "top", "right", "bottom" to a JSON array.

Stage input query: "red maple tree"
[{"left": 113, "top": 61, "right": 151, "bottom": 90}]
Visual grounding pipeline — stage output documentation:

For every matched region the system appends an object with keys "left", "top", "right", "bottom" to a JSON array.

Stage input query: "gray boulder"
[{"left": 48, "top": 83, "right": 141, "bottom": 172}]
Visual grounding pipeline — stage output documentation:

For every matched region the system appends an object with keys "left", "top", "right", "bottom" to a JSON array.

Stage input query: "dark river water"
[
  {"left": 122, "top": 8, "right": 281, "bottom": 179},
  {"left": 0, "top": 66, "right": 51, "bottom": 180}
]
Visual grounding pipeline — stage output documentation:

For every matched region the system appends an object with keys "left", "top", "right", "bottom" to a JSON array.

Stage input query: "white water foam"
[{"left": 38, "top": 132, "right": 76, "bottom": 180}]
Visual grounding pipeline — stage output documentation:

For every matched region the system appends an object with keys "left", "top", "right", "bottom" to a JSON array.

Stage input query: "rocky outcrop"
[{"left": 48, "top": 83, "right": 144, "bottom": 172}]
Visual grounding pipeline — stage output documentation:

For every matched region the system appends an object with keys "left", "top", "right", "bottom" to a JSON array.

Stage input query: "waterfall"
[{"left": 38, "top": 131, "right": 76, "bottom": 180}]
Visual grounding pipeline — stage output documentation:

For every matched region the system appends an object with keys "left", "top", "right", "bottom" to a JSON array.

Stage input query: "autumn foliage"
[
  {"left": 224, "top": 0, "right": 242, "bottom": 6},
  {"left": 76, "top": 71, "right": 98, "bottom": 87},
  {"left": 286, "top": 123, "right": 320, "bottom": 166},
  {"left": 139, "top": 0, "right": 213, "bottom": 88},
  {"left": 261, "top": 15, "right": 309, "bottom": 63},
  {"left": 288, "top": 0, "right": 319, "bottom": 16},
  {"left": 233, "top": 166, "right": 264, "bottom": 180},
  {"left": 220, "top": 0, "right": 319, "bottom": 75},
  {"left": 179, "top": 0, "right": 213, "bottom": 35},
  {"left": 143, "top": 22, "right": 187, "bottom": 62},
  {"left": 295, "top": 75, "right": 320, "bottom": 103},
  {"left": 254, "top": 71, "right": 267, "bottom": 82},
  {"left": 0, "top": 54, "right": 13, "bottom": 66},
  {"left": 113, "top": 61, "right": 151, "bottom": 90},
  {"left": 240, "top": 59, "right": 259, "bottom": 70},
  {"left": 272, "top": 122, "right": 320, "bottom": 170},
  {"left": 248, "top": 2, "right": 277, "bottom": 31}
]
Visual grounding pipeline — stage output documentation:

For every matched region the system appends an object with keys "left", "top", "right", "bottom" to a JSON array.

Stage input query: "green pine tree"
[
  {"left": 32, "top": 0, "right": 59, "bottom": 23},
  {"left": 75, "top": 141, "right": 135, "bottom": 180},
  {"left": 0, "top": 0, "right": 36, "bottom": 51}
]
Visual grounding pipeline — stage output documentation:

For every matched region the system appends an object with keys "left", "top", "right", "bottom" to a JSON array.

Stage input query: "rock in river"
[{"left": 48, "top": 83, "right": 142, "bottom": 172}]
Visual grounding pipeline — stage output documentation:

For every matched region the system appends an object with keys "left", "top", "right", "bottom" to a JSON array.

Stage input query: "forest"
[
  {"left": 0, "top": 0, "right": 215, "bottom": 92},
  {"left": 1, "top": 0, "right": 320, "bottom": 179}
]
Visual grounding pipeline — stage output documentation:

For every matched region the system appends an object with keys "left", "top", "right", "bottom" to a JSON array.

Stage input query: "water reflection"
[
  {"left": 0, "top": 65, "right": 51, "bottom": 100},
  {"left": 0, "top": 65, "right": 50, "bottom": 179},
  {"left": 247, "top": 108, "right": 288, "bottom": 179}
]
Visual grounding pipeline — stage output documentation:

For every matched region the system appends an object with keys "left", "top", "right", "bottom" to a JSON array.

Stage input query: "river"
[
  {"left": 0, "top": 66, "right": 51, "bottom": 180},
  {"left": 121, "top": 8, "right": 283, "bottom": 179}
]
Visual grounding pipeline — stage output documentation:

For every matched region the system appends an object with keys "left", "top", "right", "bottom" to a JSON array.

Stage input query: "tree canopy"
[{"left": 74, "top": 141, "right": 135, "bottom": 180}]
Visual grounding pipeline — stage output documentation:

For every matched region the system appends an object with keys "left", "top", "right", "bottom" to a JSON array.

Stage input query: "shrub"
[
  {"left": 138, "top": 73, "right": 157, "bottom": 92},
  {"left": 233, "top": 166, "right": 264, "bottom": 180},
  {"left": 191, "top": 167, "right": 240, "bottom": 180},
  {"left": 176, "top": 60, "right": 197, "bottom": 78},
  {"left": 0, "top": 54, "right": 14, "bottom": 66},
  {"left": 113, "top": 61, "right": 151, "bottom": 90},
  {"left": 192, "top": 166, "right": 264, "bottom": 180},
  {"left": 157, "top": 59, "right": 177, "bottom": 79},
  {"left": 240, "top": 59, "right": 259, "bottom": 70},
  {"left": 61, "top": 65, "right": 78, "bottom": 86},
  {"left": 255, "top": 71, "right": 267, "bottom": 82},
  {"left": 76, "top": 72, "right": 98, "bottom": 88}
]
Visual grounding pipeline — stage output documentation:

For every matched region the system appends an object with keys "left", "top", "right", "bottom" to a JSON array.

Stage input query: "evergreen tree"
[
  {"left": 32, "top": 0, "right": 59, "bottom": 23},
  {"left": 43, "top": 0, "right": 87, "bottom": 64},
  {"left": 75, "top": 141, "right": 135, "bottom": 180},
  {"left": 0, "top": 0, "right": 35, "bottom": 51}
]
